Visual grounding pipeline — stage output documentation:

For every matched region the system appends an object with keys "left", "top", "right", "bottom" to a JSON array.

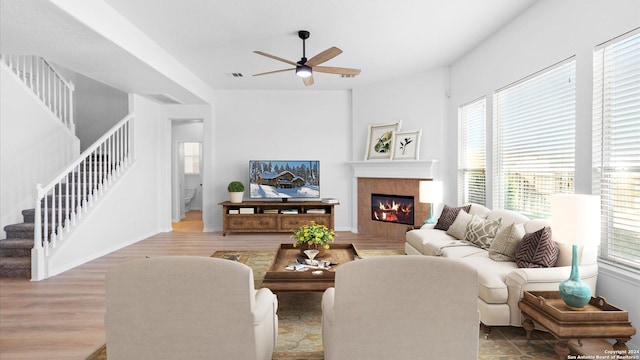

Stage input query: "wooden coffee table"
[
  {"left": 261, "top": 243, "right": 360, "bottom": 292},
  {"left": 519, "top": 291, "right": 636, "bottom": 360}
]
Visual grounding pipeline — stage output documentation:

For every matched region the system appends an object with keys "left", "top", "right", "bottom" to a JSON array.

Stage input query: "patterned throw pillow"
[
  {"left": 489, "top": 223, "right": 525, "bottom": 261},
  {"left": 463, "top": 215, "right": 502, "bottom": 249},
  {"left": 515, "top": 227, "right": 558, "bottom": 268},
  {"left": 434, "top": 204, "right": 472, "bottom": 231},
  {"left": 445, "top": 210, "right": 473, "bottom": 240}
]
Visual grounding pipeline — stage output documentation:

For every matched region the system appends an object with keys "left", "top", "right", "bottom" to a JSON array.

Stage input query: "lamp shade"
[
  {"left": 550, "top": 194, "right": 600, "bottom": 246},
  {"left": 419, "top": 181, "right": 443, "bottom": 204}
]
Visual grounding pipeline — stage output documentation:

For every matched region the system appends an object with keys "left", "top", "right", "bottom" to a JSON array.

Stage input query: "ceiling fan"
[{"left": 253, "top": 30, "right": 361, "bottom": 86}]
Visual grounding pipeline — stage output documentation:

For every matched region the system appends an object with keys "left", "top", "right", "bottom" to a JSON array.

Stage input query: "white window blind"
[
  {"left": 458, "top": 98, "right": 486, "bottom": 205},
  {"left": 593, "top": 28, "right": 640, "bottom": 270},
  {"left": 493, "top": 59, "right": 576, "bottom": 219}
]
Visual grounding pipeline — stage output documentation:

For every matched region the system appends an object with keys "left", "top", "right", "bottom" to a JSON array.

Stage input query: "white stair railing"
[
  {"left": 1, "top": 54, "right": 75, "bottom": 132},
  {"left": 32, "top": 115, "right": 134, "bottom": 280}
]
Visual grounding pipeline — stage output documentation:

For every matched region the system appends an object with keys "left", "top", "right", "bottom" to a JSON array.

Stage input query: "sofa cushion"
[
  {"left": 445, "top": 210, "right": 473, "bottom": 240},
  {"left": 439, "top": 245, "right": 486, "bottom": 258},
  {"left": 434, "top": 204, "right": 472, "bottom": 231},
  {"left": 464, "top": 215, "right": 502, "bottom": 249},
  {"left": 455, "top": 253, "right": 514, "bottom": 304},
  {"left": 515, "top": 227, "right": 558, "bottom": 268},
  {"left": 489, "top": 223, "right": 525, "bottom": 261},
  {"left": 405, "top": 229, "right": 460, "bottom": 256}
]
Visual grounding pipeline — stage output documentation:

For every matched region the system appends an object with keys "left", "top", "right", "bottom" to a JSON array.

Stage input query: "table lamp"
[
  {"left": 419, "top": 180, "right": 443, "bottom": 224},
  {"left": 551, "top": 193, "right": 600, "bottom": 309}
]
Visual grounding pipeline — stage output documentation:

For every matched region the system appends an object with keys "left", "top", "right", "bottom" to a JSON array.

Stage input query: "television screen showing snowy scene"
[{"left": 249, "top": 160, "right": 320, "bottom": 199}]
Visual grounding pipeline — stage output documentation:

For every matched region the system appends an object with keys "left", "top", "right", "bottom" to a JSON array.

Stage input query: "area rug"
[{"left": 87, "top": 249, "right": 561, "bottom": 360}]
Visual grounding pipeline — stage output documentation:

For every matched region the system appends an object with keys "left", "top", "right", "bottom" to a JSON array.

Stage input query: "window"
[
  {"left": 593, "top": 28, "right": 640, "bottom": 270},
  {"left": 184, "top": 142, "right": 201, "bottom": 174},
  {"left": 493, "top": 59, "right": 576, "bottom": 219},
  {"left": 458, "top": 98, "right": 486, "bottom": 205}
]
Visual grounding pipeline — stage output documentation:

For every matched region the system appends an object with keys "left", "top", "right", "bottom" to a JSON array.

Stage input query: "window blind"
[
  {"left": 458, "top": 98, "right": 486, "bottom": 205},
  {"left": 593, "top": 28, "right": 640, "bottom": 270},
  {"left": 493, "top": 59, "right": 576, "bottom": 219}
]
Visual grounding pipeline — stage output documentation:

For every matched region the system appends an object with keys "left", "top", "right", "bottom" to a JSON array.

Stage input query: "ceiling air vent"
[
  {"left": 143, "top": 93, "right": 182, "bottom": 104},
  {"left": 227, "top": 73, "right": 244, "bottom": 78},
  {"left": 340, "top": 74, "right": 357, "bottom": 78}
]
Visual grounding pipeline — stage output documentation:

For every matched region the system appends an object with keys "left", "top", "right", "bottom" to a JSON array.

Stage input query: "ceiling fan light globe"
[{"left": 296, "top": 65, "right": 312, "bottom": 78}]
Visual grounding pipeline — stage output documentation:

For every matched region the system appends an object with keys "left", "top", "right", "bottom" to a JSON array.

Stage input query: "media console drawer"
[
  {"left": 219, "top": 201, "right": 338, "bottom": 236},
  {"left": 228, "top": 215, "right": 277, "bottom": 231},
  {"left": 280, "top": 214, "right": 331, "bottom": 230}
]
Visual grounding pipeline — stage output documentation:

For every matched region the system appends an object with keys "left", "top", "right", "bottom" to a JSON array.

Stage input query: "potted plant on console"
[
  {"left": 228, "top": 181, "right": 245, "bottom": 203},
  {"left": 292, "top": 221, "right": 335, "bottom": 257}
]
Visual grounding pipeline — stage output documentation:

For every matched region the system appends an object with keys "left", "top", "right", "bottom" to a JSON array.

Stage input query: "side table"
[{"left": 518, "top": 291, "right": 636, "bottom": 360}]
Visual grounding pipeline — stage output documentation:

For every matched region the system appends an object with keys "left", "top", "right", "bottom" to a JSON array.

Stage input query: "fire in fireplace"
[{"left": 371, "top": 193, "right": 414, "bottom": 225}]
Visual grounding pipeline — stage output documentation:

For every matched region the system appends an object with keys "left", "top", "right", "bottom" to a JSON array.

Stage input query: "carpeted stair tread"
[
  {"left": 0, "top": 257, "right": 31, "bottom": 278},
  {"left": 0, "top": 238, "right": 33, "bottom": 257}
]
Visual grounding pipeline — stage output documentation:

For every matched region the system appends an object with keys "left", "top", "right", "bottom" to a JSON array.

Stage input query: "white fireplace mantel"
[{"left": 346, "top": 160, "right": 438, "bottom": 180}]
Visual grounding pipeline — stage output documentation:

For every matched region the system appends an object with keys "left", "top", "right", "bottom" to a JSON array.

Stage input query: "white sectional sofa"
[{"left": 405, "top": 203, "right": 599, "bottom": 333}]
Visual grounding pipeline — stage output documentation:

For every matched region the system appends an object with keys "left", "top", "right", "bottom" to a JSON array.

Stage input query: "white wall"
[
  {"left": 352, "top": 68, "right": 449, "bottom": 167},
  {"left": 448, "top": 0, "right": 640, "bottom": 349},
  {"left": 211, "top": 90, "right": 352, "bottom": 231},
  {"left": 0, "top": 63, "right": 80, "bottom": 238},
  {"left": 54, "top": 65, "right": 129, "bottom": 150},
  {"left": 48, "top": 95, "right": 167, "bottom": 275}
]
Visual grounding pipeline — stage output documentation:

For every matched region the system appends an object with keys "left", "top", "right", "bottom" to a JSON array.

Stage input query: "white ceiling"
[{"left": 1, "top": 0, "right": 537, "bottom": 103}]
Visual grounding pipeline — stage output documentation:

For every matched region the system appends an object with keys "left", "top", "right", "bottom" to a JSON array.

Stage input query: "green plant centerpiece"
[
  {"left": 292, "top": 221, "right": 335, "bottom": 256},
  {"left": 227, "top": 181, "right": 245, "bottom": 203}
]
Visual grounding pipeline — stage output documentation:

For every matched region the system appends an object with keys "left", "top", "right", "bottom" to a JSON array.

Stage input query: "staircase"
[
  {"left": 0, "top": 157, "right": 106, "bottom": 278},
  {"left": 1, "top": 54, "right": 134, "bottom": 280}
]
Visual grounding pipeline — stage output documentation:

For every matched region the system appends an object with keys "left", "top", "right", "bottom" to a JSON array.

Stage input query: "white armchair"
[
  {"left": 322, "top": 255, "right": 479, "bottom": 360},
  {"left": 105, "top": 256, "right": 278, "bottom": 360}
]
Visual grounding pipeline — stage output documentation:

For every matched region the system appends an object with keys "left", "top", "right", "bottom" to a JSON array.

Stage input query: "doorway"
[{"left": 171, "top": 120, "right": 204, "bottom": 225}]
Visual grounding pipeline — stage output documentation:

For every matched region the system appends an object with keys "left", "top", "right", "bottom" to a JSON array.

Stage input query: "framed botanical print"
[
  {"left": 391, "top": 129, "right": 421, "bottom": 160},
  {"left": 365, "top": 121, "right": 402, "bottom": 160}
]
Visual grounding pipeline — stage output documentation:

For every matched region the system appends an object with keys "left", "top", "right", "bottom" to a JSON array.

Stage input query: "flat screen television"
[{"left": 249, "top": 160, "right": 320, "bottom": 201}]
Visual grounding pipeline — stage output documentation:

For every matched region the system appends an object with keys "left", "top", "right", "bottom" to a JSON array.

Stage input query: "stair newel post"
[
  {"left": 33, "top": 185, "right": 44, "bottom": 251},
  {"left": 32, "top": 184, "right": 47, "bottom": 281},
  {"left": 42, "top": 186, "right": 51, "bottom": 250}
]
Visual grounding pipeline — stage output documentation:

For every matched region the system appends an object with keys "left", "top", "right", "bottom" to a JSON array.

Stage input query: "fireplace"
[{"left": 371, "top": 193, "right": 414, "bottom": 225}]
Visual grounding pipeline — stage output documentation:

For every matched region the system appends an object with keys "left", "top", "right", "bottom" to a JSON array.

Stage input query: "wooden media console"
[{"left": 219, "top": 201, "right": 338, "bottom": 236}]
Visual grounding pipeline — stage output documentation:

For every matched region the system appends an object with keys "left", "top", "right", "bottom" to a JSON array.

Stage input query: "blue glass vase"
[{"left": 559, "top": 244, "right": 592, "bottom": 310}]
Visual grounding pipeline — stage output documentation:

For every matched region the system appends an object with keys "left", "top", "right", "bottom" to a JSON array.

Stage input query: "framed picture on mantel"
[
  {"left": 391, "top": 129, "right": 421, "bottom": 160},
  {"left": 365, "top": 121, "right": 402, "bottom": 160}
]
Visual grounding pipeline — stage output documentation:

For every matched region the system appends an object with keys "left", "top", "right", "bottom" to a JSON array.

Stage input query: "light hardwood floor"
[{"left": 0, "top": 211, "right": 404, "bottom": 360}]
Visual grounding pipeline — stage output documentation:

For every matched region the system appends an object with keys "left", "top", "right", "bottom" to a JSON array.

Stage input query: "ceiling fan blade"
[
  {"left": 253, "top": 68, "right": 295, "bottom": 76},
  {"left": 313, "top": 66, "right": 361, "bottom": 76},
  {"left": 254, "top": 51, "right": 298, "bottom": 67},
  {"left": 303, "top": 75, "right": 314, "bottom": 86},
  {"left": 306, "top": 47, "right": 342, "bottom": 67}
]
